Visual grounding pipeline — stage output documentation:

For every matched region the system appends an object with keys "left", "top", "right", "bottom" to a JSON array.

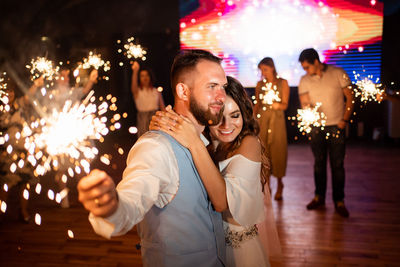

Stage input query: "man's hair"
[
  {"left": 298, "top": 48, "right": 320, "bottom": 64},
  {"left": 170, "top": 49, "right": 222, "bottom": 95}
]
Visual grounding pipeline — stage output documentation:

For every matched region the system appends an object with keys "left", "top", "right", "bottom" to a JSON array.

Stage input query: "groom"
[{"left": 77, "top": 49, "right": 228, "bottom": 266}]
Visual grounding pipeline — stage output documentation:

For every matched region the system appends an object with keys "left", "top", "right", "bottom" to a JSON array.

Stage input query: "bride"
[{"left": 150, "top": 76, "right": 281, "bottom": 266}]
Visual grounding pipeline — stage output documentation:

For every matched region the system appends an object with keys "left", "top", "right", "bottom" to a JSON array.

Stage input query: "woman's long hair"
[
  {"left": 138, "top": 67, "right": 155, "bottom": 89},
  {"left": 258, "top": 57, "right": 278, "bottom": 78},
  {"left": 206, "top": 76, "right": 270, "bottom": 192}
]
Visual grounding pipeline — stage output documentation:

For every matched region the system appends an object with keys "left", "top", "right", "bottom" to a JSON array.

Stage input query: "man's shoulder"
[
  {"left": 327, "top": 64, "right": 346, "bottom": 74},
  {"left": 133, "top": 131, "right": 172, "bottom": 150},
  {"left": 299, "top": 74, "right": 311, "bottom": 87}
]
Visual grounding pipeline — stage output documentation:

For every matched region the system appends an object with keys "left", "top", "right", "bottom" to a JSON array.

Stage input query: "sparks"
[
  {"left": 296, "top": 102, "right": 326, "bottom": 134},
  {"left": 258, "top": 81, "right": 281, "bottom": 105},
  {"left": 121, "top": 37, "right": 147, "bottom": 61},
  {"left": 26, "top": 57, "right": 59, "bottom": 81},
  {"left": 352, "top": 72, "right": 384, "bottom": 103},
  {"left": 19, "top": 91, "right": 116, "bottom": 176},
  {"left": 0, "top": 73, "right": 9, "bottom": 112},
  {"left": 79, "top": 51, "right": 111, "bottom": 72}
]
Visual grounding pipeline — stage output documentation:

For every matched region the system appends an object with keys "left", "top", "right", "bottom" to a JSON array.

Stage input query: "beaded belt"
[{"left": 224, "top": 225, "right": 258, "bottom": 248}]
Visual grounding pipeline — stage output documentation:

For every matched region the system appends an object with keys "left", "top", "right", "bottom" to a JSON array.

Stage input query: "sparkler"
[
  {"left": 296, "top": 102, "right": 326, "bottom": 134},
  {"left": 18, "top": 90, "right": 118, "bottom": 177},
  {"left": 79, "top": 51, "right": 111, "bottom": 72},
  {"left": 26, "top": 57, "right": 59, "bottom": 81},
  {"left": 253, "top": 80, "right": 281, "bottom": 118},
  {"left": 352, "top": 72, "right": 383, "bottom": 103},
  {"left": 119, "top": 37, "right": 147, "bottom": 61},
  {"left": 0, "top": 73, "right": 10, "bottom": 112},
  {"left": 258, "top": 81, "right": 281, "bottom": 105}
]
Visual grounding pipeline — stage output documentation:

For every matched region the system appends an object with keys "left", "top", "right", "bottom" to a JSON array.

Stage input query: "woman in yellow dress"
[{"left": 253, "top": 57, "right": 290, "bottom": 200}]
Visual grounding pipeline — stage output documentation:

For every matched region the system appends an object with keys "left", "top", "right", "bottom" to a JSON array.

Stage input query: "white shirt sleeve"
[
  {"left": 336, "top": 67, "right": 351, "bottom": 88},
  {"left": 88, "top": 132, "right": 179, "bottom": 239},
  {"left": 221, "top": 154, "right": 265, "bottom": 227},
  {"left": 298, "top": 75, "right": 309, "bottom": 95}
]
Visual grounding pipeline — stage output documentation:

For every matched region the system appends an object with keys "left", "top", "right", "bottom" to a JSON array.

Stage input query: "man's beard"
[{"left": 189, "top": 96, "right": 224, "bottom": 126}]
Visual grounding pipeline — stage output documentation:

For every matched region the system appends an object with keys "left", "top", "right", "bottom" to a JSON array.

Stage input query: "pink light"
[
  {"left": 370, "top": 0, "right": 376, "bottom": 6},
  {"left": 358, "top": 46, "right": 364, "bottom": 52}
]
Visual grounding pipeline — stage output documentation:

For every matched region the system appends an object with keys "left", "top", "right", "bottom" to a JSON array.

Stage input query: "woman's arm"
[
  {"left": 130, "top": 62, "right": 140, "bottom": 99},
  {"left": 272, "top": 79, "right": 290, "bottom": 111},
  {"left": 253, "top": 81, "right": 262, "bottom": 116},
  {"left": 82, "top": 69, "right": 98, "bottom": 95},
  {"left": 149, "top": 107, "right": 228, "bottom": 212},
  {"left": 158, "top": 92, "right": 165, "bottom": 110}
]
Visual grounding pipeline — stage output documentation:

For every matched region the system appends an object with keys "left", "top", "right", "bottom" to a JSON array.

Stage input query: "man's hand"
[
  {"left": 337, "top": 120, "right": 347, "bottom": 129},
  {"left": 77, "top": 169, "right": 118, "bottom": 217}
]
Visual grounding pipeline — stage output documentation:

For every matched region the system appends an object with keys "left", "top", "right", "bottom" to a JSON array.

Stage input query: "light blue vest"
[{"left": 137, "top": 131, "right": 226, "bottom": 267}]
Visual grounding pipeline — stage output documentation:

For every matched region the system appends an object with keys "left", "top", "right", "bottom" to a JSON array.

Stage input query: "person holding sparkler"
[
  {"left": 0, "top": 83, "right": 37, "bottom": 223},
  {"left": 298, "top": 48, "right": 354, "bottom": 217},
  {"left": 253, "top": 57, "right": 290, "bottom": 201},
  {"left": 150, "top": 76, "right": 281, "bottom": 266},
  {"left": 131, "top": 61, "right": 165, "bottom": 137},
  {"left": 78, "top": 50, "right": 228, "bottom": 266}
]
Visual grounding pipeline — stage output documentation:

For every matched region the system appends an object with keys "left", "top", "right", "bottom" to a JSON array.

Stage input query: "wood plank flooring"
[{"left": 1, "top": 141, "right": 399, "bottom": 266}]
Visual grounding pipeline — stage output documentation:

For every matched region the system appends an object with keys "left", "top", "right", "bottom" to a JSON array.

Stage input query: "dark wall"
[
  {"left": 0, "top": 0, "right": 180, "bottom": 114},
  {"left": 0, "top": 0, "right": 399, "bottom": 141}
]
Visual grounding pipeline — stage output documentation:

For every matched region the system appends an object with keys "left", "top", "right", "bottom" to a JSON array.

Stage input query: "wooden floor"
[{"left": 1, "top": 141, "right": 400, "bottom": 267}]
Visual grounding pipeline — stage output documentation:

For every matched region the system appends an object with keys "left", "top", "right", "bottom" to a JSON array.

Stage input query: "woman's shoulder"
[
  {"left": 277, "top": 77, "right": 288, "bottom": 84},
  {"left": 234, "top": 135, "right": 262, "bottom": 162}
]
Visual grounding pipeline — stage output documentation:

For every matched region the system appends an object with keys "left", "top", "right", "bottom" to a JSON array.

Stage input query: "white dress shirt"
[{"left": 88, "top": 131, "right": 209, "bottom": 239}]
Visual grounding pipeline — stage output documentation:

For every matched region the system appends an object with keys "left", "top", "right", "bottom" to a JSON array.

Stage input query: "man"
[
  {"left": 298, "top": 48, "right": 354, "bottom": 218},
  {"left": 77, "top": 49, "right": 227, "bottom": 266}
]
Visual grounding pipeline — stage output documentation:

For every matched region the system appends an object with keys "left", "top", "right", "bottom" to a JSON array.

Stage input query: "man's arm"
[
  {"left": 78, "top": 134, "right": 176, "bottom": 238},
  {"left": 338, "top": 85, "right": 354, "bottom": 129},
  {"left": 299, "top": 92, "right": 311, "bottom": 108}
]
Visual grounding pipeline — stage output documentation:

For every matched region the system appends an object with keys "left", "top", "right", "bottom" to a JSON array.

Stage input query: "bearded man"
[{"left": 77, "top": 49, "right": 228, "bottom": 267}]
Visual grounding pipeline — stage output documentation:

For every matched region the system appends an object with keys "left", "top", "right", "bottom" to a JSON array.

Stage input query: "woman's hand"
[
  {"left": 271, "top": 102, "right": 280, "bottom": 110},
  {"left": 149, "top": 105, "right": 202, "bottom": 150},
  {"left": 131, "top": 61, "right": 140, "bottom": 72}
]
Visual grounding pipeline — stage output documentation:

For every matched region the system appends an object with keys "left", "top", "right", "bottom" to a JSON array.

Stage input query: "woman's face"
[
  {"left": 259, "top": 64, "right": 274, "bottom": 79},
  {"left": 139, "top": 70, "right": 151, "bottom": 87},
  {"left": 209, "top": 96, "right": 243, "bottom": 143}
]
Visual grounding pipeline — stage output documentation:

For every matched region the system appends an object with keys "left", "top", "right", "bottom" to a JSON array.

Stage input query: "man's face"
[
  {"left": 301, "top": 59, "right": 318, "bottom": 76},
  {"left": 188, "top": 60, "right": 227, "bottom": 126}
]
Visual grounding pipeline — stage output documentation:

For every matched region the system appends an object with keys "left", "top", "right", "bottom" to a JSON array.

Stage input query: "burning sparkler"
[
  {"left": 258, "top": 80, "right": 281, "bottom": 105},
  {"left": 78, "top": 51, "right": 111, "bottom": 72},
  {"left": 119, "top": 37, "right": 147, "bottom": 61},
  {"left": 352, "top": 72, "right": 384, "bottom": 103},
  {"left": 296, "top": 102, "right": 326, "bottom": 134},
  {"left": 0, "top": 73, "right": 9, "bottom": 112},
  {"left": 253, "top": 80, "right": 281, "bottom": 118},
  {"left": 26, "top": 57, "right": 60, "bottom": 81}
]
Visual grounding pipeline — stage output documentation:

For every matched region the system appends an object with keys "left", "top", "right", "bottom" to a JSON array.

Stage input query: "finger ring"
[{"left": 94, "top": 198, "right": 100, "bottom": 206}]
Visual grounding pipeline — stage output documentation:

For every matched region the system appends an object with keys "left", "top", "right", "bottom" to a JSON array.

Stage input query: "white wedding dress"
[{"left": 219, "top": 154, "right": 277, "bottom": 267}]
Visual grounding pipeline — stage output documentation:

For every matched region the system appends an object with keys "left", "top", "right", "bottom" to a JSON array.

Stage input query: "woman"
[
  {"left": 131, "top": 61, "right": 165, "bottom": 137},
  {"left": 254, "top": 57, "right": 289, "bottom": 200},
  {"left": 150, "top": 76, "right": 280, "bottom": 266},
  {"left": 0, "top": 85, "right": 35, "bottom": 222}
]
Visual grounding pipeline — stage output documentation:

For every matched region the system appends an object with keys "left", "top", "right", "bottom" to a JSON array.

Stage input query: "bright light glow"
[
  {"left": 296, "top": 102, "right": 326, "bottom": 134},
  {"left": 180, "top": 0, "right": 383, "bottom": 86},
  {"left": 34, "top": 213, "right": 41, "bottom": 225}
]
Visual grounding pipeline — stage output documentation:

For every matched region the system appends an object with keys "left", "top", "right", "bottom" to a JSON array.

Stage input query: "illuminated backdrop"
[{"left": 179, "top": 0, "right": 383, "bottom": 87}]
